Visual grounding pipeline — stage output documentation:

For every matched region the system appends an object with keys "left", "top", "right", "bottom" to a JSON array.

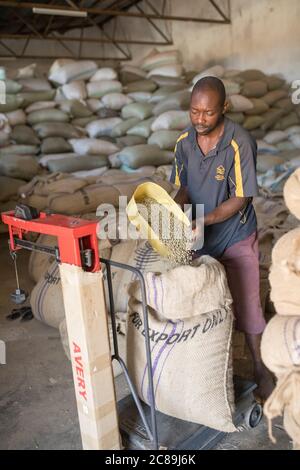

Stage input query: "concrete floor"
[{"left": 0, "top": 233, "right": 292, "bottom": 450}]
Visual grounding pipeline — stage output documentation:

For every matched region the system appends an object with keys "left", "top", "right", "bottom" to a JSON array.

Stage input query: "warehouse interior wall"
[{"left": 1, "top": 0, "right": 299, "bottom": 82}]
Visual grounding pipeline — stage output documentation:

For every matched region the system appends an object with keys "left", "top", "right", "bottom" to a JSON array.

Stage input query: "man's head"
[{"left": 190, "top": 76, "right": 227, "bottom": 136}]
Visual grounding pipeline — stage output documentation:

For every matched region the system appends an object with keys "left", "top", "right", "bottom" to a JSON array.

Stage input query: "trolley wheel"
[{"left": 244, "top": 402, "right": 263, "bottom": 429}]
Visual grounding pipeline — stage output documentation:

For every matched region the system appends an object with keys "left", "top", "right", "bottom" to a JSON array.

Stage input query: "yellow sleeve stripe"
[
  {"left": 174, "top": 131, "right": 189, "bottom": 187},
  {"left": 174, "top": 131, "right": 189, "bottom": 153},
  {"left": 231, "top": 139, "right": 244, "bottom": 197},
  {"left": 174, "top": 156, "right": 181, "bottom": 187}
]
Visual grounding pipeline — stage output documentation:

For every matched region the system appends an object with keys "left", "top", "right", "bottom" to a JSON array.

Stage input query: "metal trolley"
[{"left": 101, "top": 258, "right": 263, "bottom": 451}]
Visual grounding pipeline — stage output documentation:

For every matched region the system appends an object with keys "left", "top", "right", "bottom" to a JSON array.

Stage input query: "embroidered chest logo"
[{"left": 215, "top": 165, "right": 225, "bottom": 181}]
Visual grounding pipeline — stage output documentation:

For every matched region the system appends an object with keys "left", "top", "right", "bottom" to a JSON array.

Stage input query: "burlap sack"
[
  {"left": 30, "top": 261, "right": 64, "bottom": 329},
  {"left": 59, "top": 99, "right": 92, "bottom": 118},
  {"left": 283, "top": 168, "right": 300, "bottom": 220},
  {"left": 48, "top": 184, "right": 120, "bottom": 215},
  {"left": 153, "top": 91, "right": 191, "bottom": 115},
  {"left": 124, "top": 80, "right": 157, "bottom": 94},
  {"left": 121, "top": 102, "right": 154, "bottom": 121},
  {"left": 148, "top": 130, "right": 179, "bottom": 150},
  {"left": 0, "top": 155, "right": 40, "bottom": 180},
  {"left": 11, "top": 125, "right": 40, "bottom": 145},
  {"left": 33, "top": 122, "right": 81, "bottom": 139},
  {"left": 261, "top": 314, "right": 300, "bottom": 444},
  {"left": 111, "top": 118, "right": 140, "bottom": 138},
  {"left": 90, "top": 67, "right": 117, "bottom": 81},
  {"left": 28, "top": 234, "right": 57, "bottom": 283},
  {"left": 225, "top": 112, "right": 245, "bottom": 124},
  {"left": 262, "top": 89, "right": 288, "bottom": 106},
  {"left": 244, "top": 98, "right": 269, "bottom": 116},
  {"left": 269, "top": 228, "right": 300, "bottom": 315},
  {"left": 242, "top": 80, "right": 268, "bottom": 98},
  {"left": 27, "top": 109, "right": 69, "bottom": 125},
  {"left": 127, "top": 117, "right": 155, "bottom": 138},
  {"left": 238, "top": 69, "right": 266, "bottom": 81},
  {"left": 151, "top": 110, "right": 190, "bottom": 131},
  {"left": 126, "top": 255, "right": 236, "bottom": 432},
  {"left": 41, "top": 137, "right": 72, "bottom": 154},
  {"left": 243, "top": 115, "right": 264, "bottom": 130},
  {"left": 0, "top": 176, "right": 26, "bottom": 202}
]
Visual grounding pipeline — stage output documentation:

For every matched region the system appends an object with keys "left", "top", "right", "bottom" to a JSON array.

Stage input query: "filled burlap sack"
[
  {"left": 118, "top": 144, "right": 172, "bottom": 169},
  {"left": 124, "top": 79, "right": 157, "bottom": 94},
  {"left": 48, "top": 183, "right": 120, "bottom": 214},
  {"left": 127, "top": 91, "right": 152, "bottom": 102},
  {"left": 241, "top": 80, "right": 268, "bottom": 98},
  {"left": 101, "top": 92, "right": 132, "bottom": 110},
  {"left": 86, "top": 117, "right": 122, "bottom": 138},
  {"left": 0, "top": 176, "right": 26, "bottom": 202},
  {"left": 261, "top": 314, "right": 300, "bottom": 444},
  {"left": 283, "top": 168, "right": 300, "bottom": 220},
  {"left": 33, "top": 122, "right": 82, "bottom": 139},
  {"left": 264, "top": 130, "right": 287, "bottom": 144},
  {"left": 149, "top": 85, "right": 186, "bottom": 103},
  {"left": 28, "top": 234, "right": 57, "bottom": 283},
  {"left": 18, "top": 78, "right": 52, "bottom": 92},
  {"left": 69, "top": 138, "right": 119, "bottom": 156},
  {"left": 117, "top": 135, "right": 147, "bottom": 147},
  {"left": 256, "top": 154, "right": 285, "bottom": 173},
  {"left": 274, "top": 112, "right": 299, "bottom": 131},
  {"left": 90, "top": 67, "right": 117, "bottom": 81},
  {"left": 141, "top": 49, "right": 180, "bottom": 71},
  {"left": 228, "top": 94, "right": 254, "bottom": 112},
  {"left": 151, "top": 110, "right": 189, "bottom": 131},
  {"left": 0, "top": 95, "right": 24, "bottom": 112},
  {"left": 27, "top": 109, "right": 69, "bottom": 125},
  {"left": 153, "top": 90, "right": 191, "bottom": 115},
  {"left": 225, "top": 112, "right": 245, "bottom": 124},
  {"left": 264, "top": 75, "right": 285, "bottom": 91},
  {"left": 47, "top": 155, "right": 108, "bottom": 174},
  {"left": 30, "top": 261, "right": 64, "bottom": 329},
  {"left": 61, "top": 80, "right": 87, "bottom": 101},
  {"left": 260, "top": 109, "right": 285, "bottom": 131},
  {"left": 150, "top": 75, "right": 186, "bottom": 87},
  {"left": 127, "top": 117, "right": 155, "bottom": 138},
  {"left": 6, "top": 109, "right": 27, "bottom": 126},
  {"left": 18, "top": 90, "right": 56, "bottom": 106},
  {"left": 243, "top": 115, "right": 264, "bottom": 130},
  {"left": 147, "top": 64, "right": 183, "bottom": 78},
  {"left": 148, "top": 130, "right": 180, "bottom": 150},
  {"left": 0, "top": 154, "right": 40, "bottom": 180},
  {"left": 5, "top": 79, "right": 23, "bottom": 94},
  {"left": 238, "top": 69, "right": 266, "bottom": 81},
  {"left": 262, "top": 89, "right": 288, "bottom": 106},
  {"left": 121, "top": 102, "right": 154, "bottom": 121},
  {"left": 111, "top": 118, "right": 139, "bottom": 138},
  {"left": 0, "top": 144, "right": 39, "bottom": 156},
  {"left": 126, "top": 254, "right": 236, "bottom": 432},
  {"left": 269, "top": 228, "right": 300, "bottom": 315},
  {"left": 25, "top": 101, "right": 56, "bottom": 113},
  {"left": 41, "top": 137, "right": 72, "bottom": 154},
  {"left": 11, "top": 125, "right": 40, "bottom": 145},
  {"left": 87, "top": 80, "right": 122, "bottom": 98},
  {"left": 48, "top": 59, "right": 97, "bottom": 85},
  {"left": 244, "top": 98, "right": 269, "bottom": 115},
  {"left": 191, "top": 65, "right": 225, "bottom": 84}
]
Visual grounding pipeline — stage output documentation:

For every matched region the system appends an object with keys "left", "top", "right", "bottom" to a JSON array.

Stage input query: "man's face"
[{"left": 189, "top": 89, "right": 226, "bottom": 136}]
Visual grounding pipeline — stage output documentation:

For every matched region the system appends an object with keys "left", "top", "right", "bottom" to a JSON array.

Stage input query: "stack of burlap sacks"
[
  {"left": 261, "top": 168, "right": 300, "bottom": 449},
  {"left": 1, "top": 51, "right": 300, "bottom": 222}
]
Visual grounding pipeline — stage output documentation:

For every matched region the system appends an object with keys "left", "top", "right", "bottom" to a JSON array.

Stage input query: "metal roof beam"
[{"left": 0, "top": 1, "right": 231, "bottom": 23}]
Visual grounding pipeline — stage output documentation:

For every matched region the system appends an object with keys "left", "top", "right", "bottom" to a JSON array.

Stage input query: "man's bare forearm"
[{"left": 204, "top": 197, "right": 250, "bottom": 226}]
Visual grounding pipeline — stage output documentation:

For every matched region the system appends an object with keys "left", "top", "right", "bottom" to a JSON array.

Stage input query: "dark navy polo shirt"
[{"left": 170, "top": 117, "right": 258, "bottom": 258}]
